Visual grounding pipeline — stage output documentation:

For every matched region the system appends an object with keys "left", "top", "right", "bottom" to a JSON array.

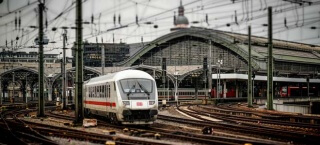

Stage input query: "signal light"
[
  {"left": 123, "top": 101, "right": 130, "bottom": 106},
  {"left": 149, "top": 101, "right": 155, "bottom": 105},
  {"left": 203, "top": 57, "right": 208, "bottom": 70}
]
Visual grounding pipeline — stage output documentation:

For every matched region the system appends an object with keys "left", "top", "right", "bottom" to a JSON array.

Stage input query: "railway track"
[
  {"left": 0, "top": 105, "right": 57, "bottom": 145},
  {"left": 217, "top": 103, "right": 320, "bottom": 125},
  {"left": 162, "top": 105, "right": 320, "bottom": 144},
  {"left": 1, "top": 105, "right": 170, "bottom": 145},
  {"left": 196, "top": 105, "right": 320, "bottom": 130},
  {"left": 46, "top": 111, "right": 277, "bottom": 145}
]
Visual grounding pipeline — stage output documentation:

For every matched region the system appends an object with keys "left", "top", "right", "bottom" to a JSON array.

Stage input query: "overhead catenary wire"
[{"left": 1, "top": 0, "right": 320, "bottom": 51}]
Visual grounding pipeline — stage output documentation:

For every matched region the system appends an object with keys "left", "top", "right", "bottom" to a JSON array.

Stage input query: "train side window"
[
  {"left": 96, "top": 86, "right": 98, "bottom": 98},
  {"left": 104, "top": 85, "right": 106, "bottom": 98},
  {"left": 88, "top": 87, "right": 91, "bottom": 98},
  {"left": 97, "top": 86, "right": 99, "bottom": 98},
  {"left": 106, "top": 85, "right": 108, "bottom": 98},
  {"left": 95, "top": 86, "right": 97, "bottom": 98},
  {"left": 108, "top": 85, "right": 110, "bottom": 98},
  {"left": 106, "top": 85, "right": 109, "bottom": 98},
  {"left": 108, "top": 85, "right": 111, "bottom": 98},
  {"left": 109, "top": 85, "right": 110, "bottom": 98},
  {"left": 102, "top": 85, "right": 104, "bottom": 98},
  {"left": 101, "top": 85, "right": 103, "bottom": 98},
  {"left": 99, "top": 86, "right": 101, "bottom": 98},
  {"left": 103, "top": 85, "right": 105, "bottom": 98},
  {"left": 101, "top": 86, "right": 103, "bottom": 98}
]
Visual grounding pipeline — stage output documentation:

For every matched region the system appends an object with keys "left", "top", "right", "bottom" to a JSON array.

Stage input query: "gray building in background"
[
  {"left": 72, "top": 42, "right": 130, "bottom": 67},
  {"left": 0, "top": 50, "right": 59, "bottom": 64}
]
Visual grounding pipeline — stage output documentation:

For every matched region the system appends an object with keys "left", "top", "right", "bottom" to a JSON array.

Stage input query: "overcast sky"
[{"left": 0, "top": 0, "right": 319, "bottom": 57}]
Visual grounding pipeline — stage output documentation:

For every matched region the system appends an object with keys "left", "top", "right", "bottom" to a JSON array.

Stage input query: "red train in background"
[
  {"left": 210, "top": 88, "right": 236, "bottom": 98},
  {"left": 280, "top": 86, "right": 318, "bottom": 97}
]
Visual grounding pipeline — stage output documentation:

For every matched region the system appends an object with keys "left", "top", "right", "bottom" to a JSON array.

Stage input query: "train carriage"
[{"left": 84, "top": 70, "right": 158, "bottom": 125}]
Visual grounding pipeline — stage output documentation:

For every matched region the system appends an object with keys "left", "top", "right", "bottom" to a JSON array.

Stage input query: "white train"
[{"left": 84, "top": 70, "right": 158, "bottom": 125}]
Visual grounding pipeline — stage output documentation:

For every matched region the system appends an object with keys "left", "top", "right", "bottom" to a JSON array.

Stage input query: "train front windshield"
[{"left": 119, "top": 78, "right": 154, "bottom": 100}]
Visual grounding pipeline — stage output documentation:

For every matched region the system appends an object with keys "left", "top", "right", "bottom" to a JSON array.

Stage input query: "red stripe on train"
[{"left": 84, "top": 101, "right": 116, "bottom": 107}]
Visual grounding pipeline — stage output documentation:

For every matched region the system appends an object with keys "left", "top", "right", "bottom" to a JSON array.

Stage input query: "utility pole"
[
  {"left": 208, "top": 40, "right": 212, "bottom": 99},
  {"left": 37, "top": 1, "right": 45, "bottom": 117},
  {"left": 62, "top": 30, "right": 67, "bottom": 110},
  {"left": 75, "top": 0, "right": 84, "bottom": 124},
  {"left": 267, "top": 7, "right": 273, "bottom": 110},
  {"left": 247, "top": 25, "right": 253, "bottom": 107},
  {"left": 101, "top": 38, "right": 105, "bottom": 75}
]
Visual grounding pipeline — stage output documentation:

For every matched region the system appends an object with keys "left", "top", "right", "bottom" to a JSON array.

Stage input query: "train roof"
[{"left": 85, "top": 70, "right": 154, "bottom": 86}]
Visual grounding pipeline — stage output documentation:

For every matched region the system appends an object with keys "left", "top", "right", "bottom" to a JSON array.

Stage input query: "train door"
[
  {"left": 104, "top": 83, "right": 108, "bottom": 113},
  {"left": 84, "top": 86, "right": 87, "bottom": 108},
  {"left": 107, "top": 82, "right": 116, "bottom": 112}
]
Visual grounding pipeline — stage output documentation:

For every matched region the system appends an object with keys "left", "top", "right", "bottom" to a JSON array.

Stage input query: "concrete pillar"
[
  {"left": 48, "top": 84, "right": 52, "bottom": 101},
  {"left": 223, "top": 80, "right": 227, "bottom": 98},
  {"left": 30, "top": 88, "right": 33, "bottom": 101},
  {"left": 26, "top": 89, "right": 29, "bottom": 98}
]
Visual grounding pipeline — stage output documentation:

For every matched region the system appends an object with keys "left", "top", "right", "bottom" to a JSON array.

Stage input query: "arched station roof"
[{"left": 116, "top": 27, "right": 260, "bottom": 70}]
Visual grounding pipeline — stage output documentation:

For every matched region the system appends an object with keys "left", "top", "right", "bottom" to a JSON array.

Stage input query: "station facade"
[{"left": 115, "top": 27, "right": 320, "bottom": 99}]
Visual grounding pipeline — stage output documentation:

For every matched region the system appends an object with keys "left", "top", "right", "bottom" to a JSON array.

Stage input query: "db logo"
[{"left": 137, "top": 102, "right": 143, "bottom": 106}]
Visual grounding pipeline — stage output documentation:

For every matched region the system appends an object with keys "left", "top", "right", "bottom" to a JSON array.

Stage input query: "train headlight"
[
  {"left": 122, "top": 101, "right": 130, "bottom": 106},
  {"left": 149, "top": 101, "right": 155, "bottom": 105}
]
